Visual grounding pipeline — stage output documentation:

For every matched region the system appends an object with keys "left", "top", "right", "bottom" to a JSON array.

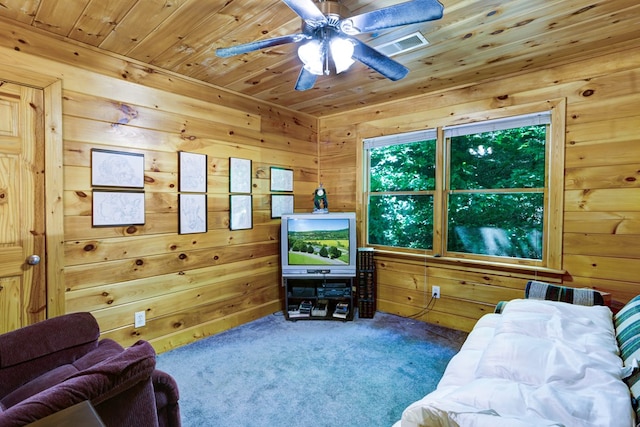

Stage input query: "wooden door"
[{"left": 0, "top": 81, "right": 46, "bottom": 333}]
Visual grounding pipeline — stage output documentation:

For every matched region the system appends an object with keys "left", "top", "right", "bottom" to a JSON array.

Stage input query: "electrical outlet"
[
  {"left": 432, "top": 285, "right": 441, "bottom": 299},
  {"left": 134, "top": 311, "right": 146, "bottom": 328}
]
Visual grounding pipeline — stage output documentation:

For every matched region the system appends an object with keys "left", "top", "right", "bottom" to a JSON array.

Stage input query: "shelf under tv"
[{"left": 283, "top": 277, "right": 354, "bottom": 322}]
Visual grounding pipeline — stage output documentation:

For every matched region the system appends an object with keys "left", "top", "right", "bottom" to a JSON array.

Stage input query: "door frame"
[{"left": 0, "top": 61, "right": 65, "bottom": 318}]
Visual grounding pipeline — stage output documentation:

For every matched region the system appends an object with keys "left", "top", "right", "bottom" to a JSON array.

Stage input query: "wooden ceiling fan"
[{"left": 216, "top": 0, "right": 444, "bottom": 90}]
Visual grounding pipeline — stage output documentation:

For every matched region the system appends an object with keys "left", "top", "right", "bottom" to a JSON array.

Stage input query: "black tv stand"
[{"left": 283, "top": 276, "right": 354, "bottom": 321}]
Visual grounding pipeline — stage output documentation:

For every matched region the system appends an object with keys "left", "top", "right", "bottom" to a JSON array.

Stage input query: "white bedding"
[{"left": 395, "top": 299, "right": 635, "bottom": 427}]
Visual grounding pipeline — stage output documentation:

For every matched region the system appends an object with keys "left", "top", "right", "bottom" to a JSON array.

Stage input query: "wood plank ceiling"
[{"left": 1, "top": 0, "right": 639, "bottom": 117}]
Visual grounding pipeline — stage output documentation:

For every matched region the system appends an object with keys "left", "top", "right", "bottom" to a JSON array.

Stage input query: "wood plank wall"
[
  {"left": 0, "top": 15, "right": 638, "bottom": 345},
  {"left": 319, "top": 46, "right": 640, "bottom": 332},
  {"left": 0, "top": 18, "right": 318, "bottom": 352}
]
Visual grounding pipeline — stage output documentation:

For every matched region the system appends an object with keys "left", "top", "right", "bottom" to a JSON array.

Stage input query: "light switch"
[{"left": 134, "top": 311, "right": 146, "bottom": 328}]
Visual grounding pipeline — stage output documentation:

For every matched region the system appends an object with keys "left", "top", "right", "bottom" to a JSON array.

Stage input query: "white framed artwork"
[
  {"left": 271, "top": 194, "right": 294, "bottom": 218},
  {"left": 91, "top": 149, "right": 145, "bottom": 188},
  {"left": 179, "top": 151, "right": 208, "bottom": 193},
  {"left": 230, "top": 194, "right": 253, "bottom": 230},
  {"left": 179, "top": 193, "right": 207, "bottom": 234},
  {"left": 270, "top": 167, "right": 293, "bottom": 192},
  {"left": 92, "top": 190, "right": 145, "bottom": 227},
  {"left": 229, "top": 157, "right": 252, "bottom": 193}
]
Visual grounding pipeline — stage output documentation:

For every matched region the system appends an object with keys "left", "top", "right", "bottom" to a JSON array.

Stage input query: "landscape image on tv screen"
[{"left": 287, "top": 218, "right": 350, "bottom": 266}]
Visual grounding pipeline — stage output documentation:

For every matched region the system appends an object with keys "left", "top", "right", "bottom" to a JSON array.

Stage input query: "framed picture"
[
  {"left": 270, "top": 167, "right": 294, "bottom": 192},
  {"left": 179, "top": 193, "right": 207, "bottom": 234},
  {"left": 91, "top": 149, "right": 145, "bottom": 188},
  {"left": 271, "top": 194, "right": 294, "bottom": 218},
  {"left": 179, "top": 151, "right": 208, "bottom": 193},
  {"left": 92, "top": 190, "right": 145, "bottom": 227},
  {"left": 230, "top": 194, "right": 253, "bottom": 230},
  {"left": 229, "top": 157, "right": 252, "bottom": 193}
]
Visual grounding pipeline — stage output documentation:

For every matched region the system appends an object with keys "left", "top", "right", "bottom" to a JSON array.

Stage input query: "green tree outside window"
[{"left": 365, "top": 115, "right": 548, "bottom": 262}]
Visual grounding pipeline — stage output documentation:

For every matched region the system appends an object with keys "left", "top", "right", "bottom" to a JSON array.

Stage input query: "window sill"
[{"left": 372, "top": 248, "right": 566, "bottom": 279}]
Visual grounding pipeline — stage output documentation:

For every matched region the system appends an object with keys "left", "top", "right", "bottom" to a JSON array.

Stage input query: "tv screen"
[{"left": 280, "top": 212, "right": 356, "bottom": 278}]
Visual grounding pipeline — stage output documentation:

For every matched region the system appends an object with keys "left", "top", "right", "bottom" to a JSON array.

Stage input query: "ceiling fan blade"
[
  {"left": 340, "top": 0, "right": 444, "bottom": 35},
  {"left": 294, "top": 67, "right": 318, "bottom": 91},
  {"left": 351, "top": 39, "right": 409, "bottom": 81},
  {"left": 216, "top": 34, "right": 308, "bottom": 58},
  {"left": 281, "top": 0, "right": 327, "bottom": 27}
]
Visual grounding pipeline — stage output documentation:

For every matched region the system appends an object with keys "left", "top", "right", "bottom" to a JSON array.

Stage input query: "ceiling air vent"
[{"left": 375, "top": 32, "right": 429, "bottom": 57}]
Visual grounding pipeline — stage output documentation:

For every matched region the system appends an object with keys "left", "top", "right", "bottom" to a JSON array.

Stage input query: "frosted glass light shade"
[
  {"left": 298, "top": 40, "right": 324, "bottom": 75},
  {"left": 330, "top": 37, "right": 355, "bottom": 74}
]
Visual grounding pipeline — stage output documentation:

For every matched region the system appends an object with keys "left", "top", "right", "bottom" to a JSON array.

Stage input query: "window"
[
  {"left": 364, "top": 111, "right": 563, "bottom": 268},
  {"left": 367, "top": 130, "right": 436, "bottom": 250}
]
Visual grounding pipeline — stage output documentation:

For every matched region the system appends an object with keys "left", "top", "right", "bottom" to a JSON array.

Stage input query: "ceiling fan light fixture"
[
  {"left": 217, "top": 0, "right": 445, "bottom": 90},
  {"left": 330, "top": 37, "right": 355, "bottom": 74},
  {"left": 298, "top": 39, "right": 325, "bottom": 75}
]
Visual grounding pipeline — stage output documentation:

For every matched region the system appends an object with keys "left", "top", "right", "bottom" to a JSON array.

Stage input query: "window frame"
[{"left": 362, "top": 102, "right": 565, "bottom": 270}]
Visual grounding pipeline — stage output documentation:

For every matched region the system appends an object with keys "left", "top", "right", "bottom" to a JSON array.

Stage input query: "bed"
[{"left": 393, "top": 285, "right": 640, "bottom": 427}]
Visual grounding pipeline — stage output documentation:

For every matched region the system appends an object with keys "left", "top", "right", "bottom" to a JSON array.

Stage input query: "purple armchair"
[{"left": 0, "top": 313, "right": 180, "bottom": 427}]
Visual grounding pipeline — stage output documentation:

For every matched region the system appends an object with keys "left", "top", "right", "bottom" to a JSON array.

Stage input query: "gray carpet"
[{"left": 156, "top": 311, "right": 467, "bottom": 427}]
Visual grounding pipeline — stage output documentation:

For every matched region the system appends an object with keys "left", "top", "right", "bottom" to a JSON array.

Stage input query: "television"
[{"left": 280, "top": 212, "right": 357, "bottom": 278}]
